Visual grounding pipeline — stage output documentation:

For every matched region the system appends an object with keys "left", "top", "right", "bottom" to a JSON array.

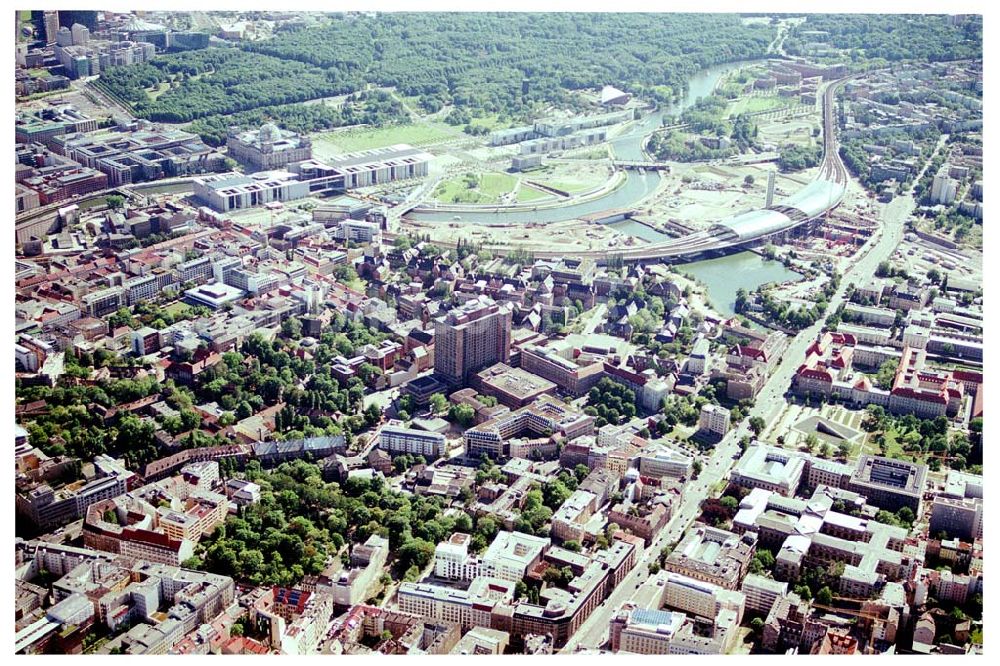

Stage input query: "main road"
[{"left": 562, "top": 190, "right": 912, "bottom": 653}]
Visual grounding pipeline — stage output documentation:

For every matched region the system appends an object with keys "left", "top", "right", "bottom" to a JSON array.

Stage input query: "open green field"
[
  {"left": 464, "top": 113, "right": 515, "bottom": 133},
  {"left": 432, "top": 172, "right": 518, "bottom": 204},
  {"left": 164, "top": 302, "right": 193, "bottom": 319},
  {"left": 478, "top": 173, "right": 518, "bottom": 198},
  {"left": 313, "top": 122, "right": 459, "bottom": 156},
  {"left": 433, "top": 180, "right": 491, "bottom": 205},
  {"left": 563, "top": 146, "right": 612, "bottom": 160},
  {"left": 516, "top": 186, "right": 549, "bottom": 203},
  {"left": 532, "top": 174, "right": 605, "bottom": 194},
  {"left": 147, "top": 82, "right": 171, "bottom": 101},
  {"left": 727, "top": 94, "right": 798, "bottom": 117}
]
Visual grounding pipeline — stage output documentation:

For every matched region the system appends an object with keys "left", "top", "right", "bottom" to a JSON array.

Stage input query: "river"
[{"left": 406, "top": 60, "right": 753, "bottom": 225}]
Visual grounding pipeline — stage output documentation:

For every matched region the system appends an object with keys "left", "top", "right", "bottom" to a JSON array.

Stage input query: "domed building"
[{"left": 226, "top": 121, "right": 312, "bottom": 171}]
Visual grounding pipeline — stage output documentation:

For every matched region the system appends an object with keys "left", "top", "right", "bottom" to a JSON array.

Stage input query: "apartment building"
[
  {"left": 378, "top": 422, "right": 447, "bottom": 458},
  {"left": 698, "top": 404, "right": 731, "bottom": 437},
  {"left": 434, "top": 295, "right": 513, "bottom": 386}
]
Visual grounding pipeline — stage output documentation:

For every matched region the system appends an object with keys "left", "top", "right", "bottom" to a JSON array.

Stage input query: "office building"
[
  {"left": 847, "top": 455, "right": 927, "bottom": 513},
  {"left": 322, "top": 534, "right": 389, "bottom": 607},
  {"left": 472, "top": 363, "right": 556, "bottom": 409},
  {"left": 930, "top": 470, "right": 983, "bottom": 540},
  {"left": 16, "top": 457, "right": 131, "bottom": 531},
  {"left": 193, "top": 172, "right": 311, "bottom": 212},
  {"left": 291, "top": 143, "right": 431, "bottom": 192},
  {"left": 660, "top": 571, "right": 745, "bottom": 623},
  {"left": 733, "top": 486, "right": 910, "bottom": 599},
  {"left": 636, "top": 445, "right": 693, "bottom": 480},
  {"left": 397, "top": 577, "right": 514, "bottom": 632},
  {"left": 464, "top": 394, "right": 593, "bottom": 460},
  {"left": 434, "top": 531, "right": 549, "bottom": 583},
  {"left": 741, "top": 574, "right": 788, "bottom": 618},
  {"left": 663, "top": 524, "right": 756, "bottom": 591},
  {"left": 730, "top": 443, "right": 807, "bottom": 497}
]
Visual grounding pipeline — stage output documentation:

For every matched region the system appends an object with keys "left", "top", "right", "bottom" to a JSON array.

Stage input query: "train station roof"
[
  {"left": 711, "top": 208, "right": 793, "bottom": 241},
  {"left": 779, "top": 179, "right": 845, "bottom": 219}
]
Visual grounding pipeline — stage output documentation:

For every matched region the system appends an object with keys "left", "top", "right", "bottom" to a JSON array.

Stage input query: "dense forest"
[
  {"left": 784, "top": 14, "right": 982, "bottom": 63},
  {"left": 95, "top": 49, "right": 355, "bottom": 123},
  {"left": 245, "top": 13, "right": 773, "bottom": 112},
  {"left": 96, "top": 13, "right": 774, "bottom": 132}
]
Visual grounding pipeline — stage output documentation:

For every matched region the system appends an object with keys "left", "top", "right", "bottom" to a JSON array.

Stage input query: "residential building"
[
  {"left": 378, "top": 422, "right": 447, "bottom": 458},
  {"left": 434, "top": 295, "right": 513, "bottom": 386},
  {"left": 698, "top": 404, "right": 731, "bottom": 437}
]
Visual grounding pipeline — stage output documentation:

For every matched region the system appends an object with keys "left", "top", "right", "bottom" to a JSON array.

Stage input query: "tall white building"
[
  {"left": 930, "top": 172, "right": 958, "bottom": 205},
  {"left": 661, "top": 572, "right": 745, "bottom": 624},
  {"left": 698, "top": 403, "right": 731, "bottom": 437},
  {"left": 637, "top": 445, "right": 693, "bottom": 479},
  {"left": 71, "top": 23, "right": 90, "bottom": 45}
]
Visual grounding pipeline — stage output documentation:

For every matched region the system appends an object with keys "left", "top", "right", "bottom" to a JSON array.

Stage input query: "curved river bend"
[{"left": 406, "top": 60, "right": 754, "bottom": 225}]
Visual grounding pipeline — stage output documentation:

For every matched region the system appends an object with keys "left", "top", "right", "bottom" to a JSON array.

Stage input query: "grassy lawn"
[
  {"left": 465, "top": 113, "right": 513, "bottom": 133},
  {"left": 164, "top": 302, "right": 193, "bottom": 318},
  {"left": 516, "top": 186, "right": 549, "bottom": 202},
  {"left": 538, "top": 179, "right": 597, "bottom": 194},
  {"left": 313, "top": 122, "right": 459, "bottom": 155},
  {"left": 147, "top": 81, "right": 171, "bottom": 101},
  {"left": 563, "top": 146, "right": 612, "bottom": 160},
  {"left": 874, "top": 427, "right": 928, "bottom": 464},
  {"left": 727, "top": 94, "right": 797, "bottom": 117},
  {"left": 478, "top": 173, "right": 517, "bottom": 198},
  {"left": 433, "top": 179, "right": 491, "bottom": 204},
  {"left": 342, "top": 277, "right": 365, "bottom": 292},
  {"left": 432, "top": 172, "right": 516, "bottom": 204},
  {"left": 399, "top": 94, "right": 424, "bottom": 110}
]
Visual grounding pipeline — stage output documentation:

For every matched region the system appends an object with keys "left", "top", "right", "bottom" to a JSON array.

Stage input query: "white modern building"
[
  {"left": 378, "top": 422, "right": 447, "bottom": 458},
  {"left": 636, "top": 445, "right": 693, "bottom": 479},
  {"left": 433, "top": 531, "right": 550, "bottom": 583},
  {"left": 193, "top": 171, "right": 310, "bottom": 212}
]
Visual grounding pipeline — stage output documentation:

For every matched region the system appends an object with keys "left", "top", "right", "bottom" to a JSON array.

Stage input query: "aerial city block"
[{"left": 13, "top": 9, "right": 984, "bottom": 656}]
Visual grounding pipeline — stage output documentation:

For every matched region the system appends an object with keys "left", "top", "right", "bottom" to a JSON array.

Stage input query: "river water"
[
  {"left": 406, "top": 60, "right": 753, "bottom": 225},
  {"left": 679, "top": 252, "right": 802, "bottom": 317}
]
